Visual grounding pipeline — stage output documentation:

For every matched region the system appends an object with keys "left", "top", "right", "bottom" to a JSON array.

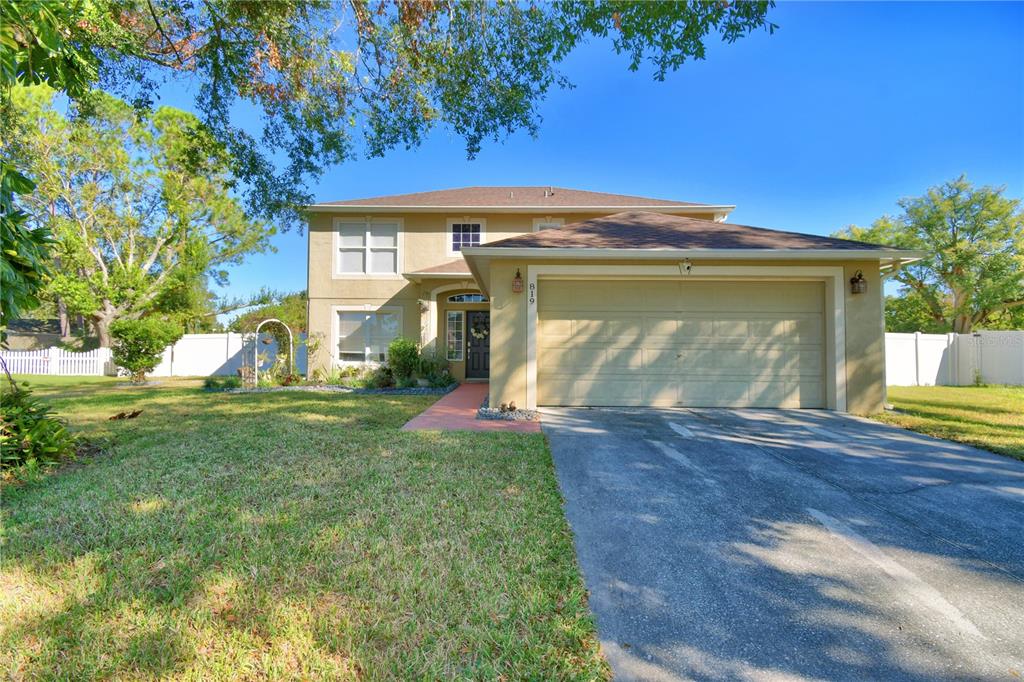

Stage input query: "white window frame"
[
  {"left": 332, "top": 304, "right": 404, "bottom": 365},
  {"left": 333, "top": 217, "right": 404, "bottom": 280},
  {"left": 532, "top": 216, "right": 565, "bottom": 231},
  {"left": 446, "top": 310, "right": 464, "bottom": 361},
  {"left": 446, "top": 217, "right": 486, "bottom": 256}
]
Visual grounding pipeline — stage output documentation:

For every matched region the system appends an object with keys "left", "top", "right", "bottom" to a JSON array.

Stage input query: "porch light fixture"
[
  {"left": 512, "top": 268, "right": 523, "bottom": 293},
  {"left": 850, "top": 270, "right": 867, "bottom": 294}
]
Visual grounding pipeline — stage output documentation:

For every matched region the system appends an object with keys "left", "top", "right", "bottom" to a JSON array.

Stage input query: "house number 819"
[{"left": 528, "top": 281, "right": 536, "bottom": 305}]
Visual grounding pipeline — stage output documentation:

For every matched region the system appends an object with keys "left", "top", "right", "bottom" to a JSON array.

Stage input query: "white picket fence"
[
  {"left": 0, "top": 347, "right": 112, "bottom": 376},
  {"left": 885, "top": 331, "right": 1024, "bottom": 386},
  {"left": 1, "top": 333, "right": 307, "bottom": 378}
]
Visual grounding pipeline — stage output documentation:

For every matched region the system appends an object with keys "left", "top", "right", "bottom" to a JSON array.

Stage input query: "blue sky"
[{"left": 169, "top": 1, "right": 1024, "bottom": 308}]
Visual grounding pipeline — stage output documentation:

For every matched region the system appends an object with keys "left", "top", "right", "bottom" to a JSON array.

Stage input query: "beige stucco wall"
[{"left": 486, "top": 258, "right": 886, "bottom": 415}]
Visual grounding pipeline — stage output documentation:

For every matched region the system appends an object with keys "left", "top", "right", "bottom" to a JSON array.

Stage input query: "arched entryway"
[{"left": 436, "top": 288, "right": 489, "bottom": 382}]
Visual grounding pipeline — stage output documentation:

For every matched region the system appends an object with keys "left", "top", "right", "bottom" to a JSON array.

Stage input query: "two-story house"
[{"left": 305, "top": 186, "right": 920, "bottom": 413}]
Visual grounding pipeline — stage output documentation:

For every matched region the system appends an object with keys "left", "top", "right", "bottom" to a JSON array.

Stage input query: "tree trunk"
[
  {"left": 93, "top": 303, "right": 118, "bottom": 348},
  {"left": 55, "top": 255, "right": 69, "bottom": 337},
  {"left": 952, "top": 315, "right": 973, "bottom": 334},
  {"left": 57, "top": 297, "right": 70, "bottom": 337},
  {"left": 94, "top": 318, "right": 112, "bottom": 347}
]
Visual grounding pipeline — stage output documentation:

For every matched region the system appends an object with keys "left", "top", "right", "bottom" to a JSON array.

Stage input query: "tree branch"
[
  {"left": 989, "top": 297, "right": 1024, "bottom": 314},
  {"left": 147, "top": 0, "right": 187, "bottom": 67}
]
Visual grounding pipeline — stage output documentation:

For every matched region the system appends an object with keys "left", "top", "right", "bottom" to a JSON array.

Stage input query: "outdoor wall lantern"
[
  {"left": 850, "top": 270, "right": 868, "bottom": 294},
  {"left": 512, "top": 268, "right": 523, "bottom": 293}
]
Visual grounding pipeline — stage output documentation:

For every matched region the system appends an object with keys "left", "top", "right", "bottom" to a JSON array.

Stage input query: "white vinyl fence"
[
  {"left": 148, "top": 332, "right": 307, "bottom": 377},
  {"left": 6, "top": 330, "right": 1021, "bottom": 386},
  {"left": 1, "top": 332, "right": 307, "bottom": 378},
  {"left": 885, "top": 331, "right": 1024, "bottom": 386},
  {"left": 0, "top": 347, "right": 112, "bottom": 376}
]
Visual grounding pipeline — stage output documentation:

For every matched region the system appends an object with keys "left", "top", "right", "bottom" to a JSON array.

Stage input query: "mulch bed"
[{"left": 224, "top": 384, "right": 457, "bottom": 396}]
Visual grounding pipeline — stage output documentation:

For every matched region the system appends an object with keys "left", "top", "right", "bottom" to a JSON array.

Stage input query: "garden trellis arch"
[{"left": 254, "top": 318, "right": 294, "bottom": 378}]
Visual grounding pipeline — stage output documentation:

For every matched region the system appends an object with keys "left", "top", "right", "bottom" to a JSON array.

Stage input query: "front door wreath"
[{"left": 470, "top": 317, "right": 490, "bottom": 341}]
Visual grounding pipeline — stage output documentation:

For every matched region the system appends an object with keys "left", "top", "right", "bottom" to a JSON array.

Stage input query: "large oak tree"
[
  {"left": 9, "top": 86, "right": 273, "bottom": 345},
  {"left": 2, "top": 0, "right": 776, "bottom": 330},
  {"left": 4, "top": 0, "right": 776, "bottom": 229}
]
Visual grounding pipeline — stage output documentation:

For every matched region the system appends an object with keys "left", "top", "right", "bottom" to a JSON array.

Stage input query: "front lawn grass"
[
  {"left": 874, "top": 385, "right": 1024, "bottom": 461},
  {"left": 1, "top": 377, "right": 608, "bottom": 680}
]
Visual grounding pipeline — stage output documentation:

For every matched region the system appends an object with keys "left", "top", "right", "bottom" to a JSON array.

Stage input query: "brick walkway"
[{"left": 401, "top": 382, "right": 541, "bottom": 433}]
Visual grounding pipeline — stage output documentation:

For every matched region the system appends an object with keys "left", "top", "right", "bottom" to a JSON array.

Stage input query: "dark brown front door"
[{"left": 466, "top": 311, "right": 490, "bottom": 379}]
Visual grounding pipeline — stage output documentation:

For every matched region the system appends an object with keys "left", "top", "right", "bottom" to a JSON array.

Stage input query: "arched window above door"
[{"left": 446, "top": 293, "right": 488, "bottom": 303}]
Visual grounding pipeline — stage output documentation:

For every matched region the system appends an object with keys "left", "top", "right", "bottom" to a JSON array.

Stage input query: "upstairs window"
[
  {"left": 336, "top": 220, "right": 400, "bottom": 275},
  {"left": 448, "top": 219, "right": 484, "bottom": 255}
]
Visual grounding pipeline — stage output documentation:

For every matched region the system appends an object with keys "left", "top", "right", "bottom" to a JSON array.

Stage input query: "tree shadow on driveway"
[{"left": 543, "top": 407, "right": 1024, "bottom": 681}]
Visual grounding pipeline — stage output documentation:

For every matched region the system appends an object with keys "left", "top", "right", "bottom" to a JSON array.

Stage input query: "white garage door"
[{"left": 537, "top": 279, "right": 826, "bottom": 408}]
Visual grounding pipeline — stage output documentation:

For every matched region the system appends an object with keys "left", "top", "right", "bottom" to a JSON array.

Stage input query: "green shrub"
[
  {"left": 387, "top": 337, "right": 420, "bottom": 381},
  {"left": 261, "top": 352, "right": 304, "bottom": 386},
  {"left": 418, "top": 347, "right": 455, "bottom": 387},
  {"left": 318, "top": 365, "right": 361, "bottom": 386},
  {"left": 203, "top": 376, "right": 242, "bottom": 391},
  {"left": 110, "top": 318, "right": 183, "bottom": 383},
  {"left": 363, "top": 364, "right": 394, "bottom": 389},
  {"left": 1, "top": 384, "right": 77, "bottom": 471}
]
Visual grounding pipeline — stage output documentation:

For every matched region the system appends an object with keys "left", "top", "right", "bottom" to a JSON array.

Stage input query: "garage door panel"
[
  {"left": 538, "top": 317, "right": 573, "bottom": 338},
  {"left": 573, "top": 347, "right": 610, "bottom": 370},
  {"left": 750, "top": 319, "right": 789, "bottom": 337},
  {"left": 542, "top": 280, "right": 685, "bottom": 311},
  {"left": 749, "top": 381, "right": 789, "bottom": 407},
  {"left": 537, "top": 280, "right": 826, "bottom": 408},
  {"left": 643, "top": 316, "right": 679, "bottom": 336},
  {"left": 606, "top": 346, "right": 642, "bottom": 369},
  {"left": 749, "top": 381, "right": 823, "bottom": 408},
  {"left": 794, "top": 349, "right": 824, "bottom": 373},
  {"left": 643, "top": 379, "right": 680, "bottom": 405},
  {"left": 537, "top": 379, "right": 574, "bottom": 405},
  {"left": 792, "top": 317, "right": 824, "bottom": 343},
  {"left": 674, "top": 348, "right": 717, "bottom": 367},
  {"left": 715, "top": 349, "right": 753, "bottom": 370},
  {"left": 538, "top": 347, "right": 573, "bottom": 369},
  {"left": 678, "top": 380, "right": 748, "bottom": 406},
  {"left": 678, "top": 319, "right": 715, "bottom": 338},
  {"left": 714, "top": 319, "right": 750, "bottom": 340},
  {"left": 745, "top": 349, "right": 790, "bottom": 371},
  {"left": 574, "top": 379, "right": 644, "bottom": 404},
  {"left": 574, "top": 317, "right": 643, "bottom": 341},
  {"left": 644, "top": 347, "right": 680, "bottom": 370}
]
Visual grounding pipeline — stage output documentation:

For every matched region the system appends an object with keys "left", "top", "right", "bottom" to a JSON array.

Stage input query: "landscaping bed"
[
  {"left": 224, "top": 383, "right": 457, "bottom": 395},
  {"left": 477, "top": 395, "right": 540, "bottom": 422}
]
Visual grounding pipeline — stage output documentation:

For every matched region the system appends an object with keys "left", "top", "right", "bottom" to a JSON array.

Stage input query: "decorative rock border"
[
  {"left": 224, "top": 384, "right": 457, "bottom": 396},
  {"left": 477, "top": 396, "right": 540, "bottom": 422}
]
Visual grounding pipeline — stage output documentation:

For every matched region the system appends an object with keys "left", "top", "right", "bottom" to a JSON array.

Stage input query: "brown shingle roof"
[
  {"left": 477, "top": 212, "right": 889, "bottom": 251},
  {"left": 315, "top": 186, "right": 709, "bottom": 208}
]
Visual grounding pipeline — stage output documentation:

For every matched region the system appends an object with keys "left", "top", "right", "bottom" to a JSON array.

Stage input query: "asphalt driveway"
[{"left": 542, "top": 407, "right": 1024, "bottom": 681}]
